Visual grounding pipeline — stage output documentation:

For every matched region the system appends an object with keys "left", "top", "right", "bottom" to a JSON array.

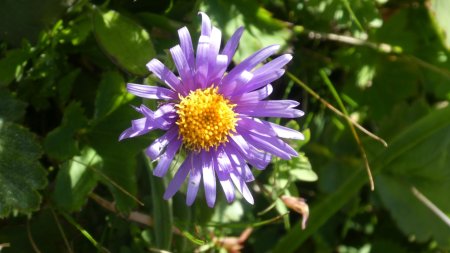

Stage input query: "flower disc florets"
[{"left": 176, "top": 87, "right": 237, "bottom": 151}]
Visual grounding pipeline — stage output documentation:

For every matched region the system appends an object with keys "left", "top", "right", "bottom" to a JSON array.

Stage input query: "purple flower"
[{"left": 120, "top": 12, "right": 304, "bottom": 207}]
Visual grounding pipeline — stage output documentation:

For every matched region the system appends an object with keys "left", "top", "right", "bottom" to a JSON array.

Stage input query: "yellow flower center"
[{"left": 176, "top": 87, "right": 238, "bottom": 151}]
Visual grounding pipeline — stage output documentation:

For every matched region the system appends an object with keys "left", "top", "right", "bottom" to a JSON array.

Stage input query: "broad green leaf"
[
  {"left": 430, "top": 0, "right": 450, "bottom": 49},
  {"left": 53, "top": 147, "right": 101, "bottom": 212},
  {"left": 0, "top": 49, "right": 29, "bottom": 86},
  {"left": 0, "top": 90, "right": 27, "bottom": 122},
  {"left": 94, "top": 71, "right": 133, "bottom": 120},
  {"left": 93, "top": 9, "right": 156, "bottom": 76},
  {"left": 273, "top": 106, "right": 450, "bottom": 253},
  {"left": 377, "top": 123, "right": 450, "bottom": 247},
  {"left": 57, "top": 68, "right": 80, "bottom": 107},
  {"left": 146, "top": 156, "right": 173, "bottom": 249},
  {"left": 286, "top": 154, "right": 318, "bottom": 182},
  {"left": 88, "top": 105, "right": 150, "bottom": 212},
  {"left": 0, "top": 121, "right": 47, "bottom": 217},
  {"left": 201, "top": 0, "right": 292, "bottom": 63},
  {"left": 44, "top": 102, "right": 88, "bottom": 160}
]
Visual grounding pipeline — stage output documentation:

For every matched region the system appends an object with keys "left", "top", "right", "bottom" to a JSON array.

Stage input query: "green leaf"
[
  {"left": 88, "top": 105, "right": 151, "bottom": 212},
  {"left": 201, "top": 0, "right": 292, "bottom": 63},
  {"left": 93, "top": 9, "right": 156, "bottom": 76},
  {"left": 0, "top": 89, "right": 27, "bottom": 122},
  {"left": 430, "top": 0, "right": 450, "bottom": 49},
  {"left": 146, "top": 155, "right": 173, "bottom": 250},
  {"left": 94, "top": 71, "right": 133, "bottom": 120},
  {"left": 53, "top": 147, "right": 101, "bottom": 212},
  {"left": 0, "top": 49, "right": 29, "bottom": 86},
  {"left": 44, "top": 102, "right": 88, "bottom": 161},
  {"left": 273, "top": 106, "right": 450, "bottom": 253},
  {"left": 57, "top": 68, "right": 81, "bottom": 107},
  {"left": 0, "top": 121, "right": 47, "bottom": 217},
  {"left": 377, "top": 123, "right": 450, "bottom": 247},
  {"left": 286, "top": 154, "right": 318, "bottom": 182}
]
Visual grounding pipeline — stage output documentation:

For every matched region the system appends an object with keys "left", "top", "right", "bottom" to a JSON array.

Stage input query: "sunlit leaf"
[
  {"left": 93, "top": 9, "right": 156, "bottom": 76},
  {"left": 201, "top": 0, "right": 292, "bottom": 63},
  {"left": 94, "top": 71, "right": 133, "bottom": 120},
  {"left": 430, "top": 0, "right": 450, "bottom": 49},
  {"left": 53, "top": 147, "right": 101, "bottom": 212},
  {"left": 0, "top": 49, "right": 29, "bottom": 86}
]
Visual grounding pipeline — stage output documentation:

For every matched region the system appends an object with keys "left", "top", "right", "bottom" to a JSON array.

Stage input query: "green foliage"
[
  {"left": 0, "top": 121, "right": 46, "bottom": 217},
  {"left": 1, "top": 0, "right": 450, "bottom": 252},
  {"left": 44, "top": 102, "right": 88, "bottom": 160},
  {"left": 52, "top": 147, "right": 100, "bottom": 212},
  {"left": 93, "top": 9, "right": 156, "bottom": 76}
]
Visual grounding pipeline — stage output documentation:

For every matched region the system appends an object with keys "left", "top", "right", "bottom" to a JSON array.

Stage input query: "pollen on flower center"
[{"left": 176, "top": 87, "right": 237, "bottom": 151}]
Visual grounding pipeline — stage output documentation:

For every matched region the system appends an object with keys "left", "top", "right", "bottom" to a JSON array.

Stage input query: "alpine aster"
[{"left": 120, "top": 12, "right": 304, "bottom": 207}]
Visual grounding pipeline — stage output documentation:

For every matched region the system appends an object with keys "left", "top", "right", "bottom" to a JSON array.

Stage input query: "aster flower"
[{"left": 120, "top": 12, "right": 304, "bottom": 207}]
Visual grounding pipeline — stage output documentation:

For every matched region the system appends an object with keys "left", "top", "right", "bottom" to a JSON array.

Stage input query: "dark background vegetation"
[{"left": 1, "top": 0, "right": 450, "bottom": 252}]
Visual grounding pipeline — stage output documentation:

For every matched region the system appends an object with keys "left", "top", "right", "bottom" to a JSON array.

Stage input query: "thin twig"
[
  {"left": 50, "top": 208, "right": 74, "bottom": 253},
  {"left": 59, "top": 211, "right": 110, "bottom": 253},
  {"left": 319, "top": 70, "right": 375, "bottom": 190},
  {"left": 411, "top": 187, "right": 450, "bottom": 227},
  {"left": 89, "top": 193, "right": 156, "bottom": 229},
  {"left": 287, "top": 72, "right": 388, "bottom": 147},
  {"left": 0, "top": 243, "right": 11, "bottom": 250},
  {"left": 71, "top": 158, "right": 144, "bottom": 206},
  {"left": 26, "top": 221, "right": 42, "bottom": 253},
  {"left": 295, "top": 27, "right": 450, "bottom": 80}
]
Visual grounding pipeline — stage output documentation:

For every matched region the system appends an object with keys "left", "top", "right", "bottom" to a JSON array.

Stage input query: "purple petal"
[
  {"left": 198, "top": 12, "right": 212, "bottom": 37},
  {"left": 207, "top": 27, "right": 222, "bottom": 85},
  {"left": 237, "top": 126, "right": 298, "bottom": 159},
  {"left": 231, "top": 84, "right": 273, "bottom": 103},
  {"left": 221, "top": 44, "right": 280, "bottom": 88},
  {"left": 253, "top": 54, "right": 293, "bottom": 76},
  {"left": 127, "top": 83, "right": 176, "bottom": 100},
  {"left": 208, "top": 54, "right": 228, "bottom": 86},
  {"left": 227, "top": 149, "right": 255, "bottom": 182},
  {"left": 215, "top": 158, "right": 235, "bottom": 204},
  {"left": 186, "top": 154, "right": 202, "bottom": 206},
  {"left": 146, "top": 59, "right": 186, "bottom": 95},
  {"left": 234, "top": 69, "right": 284, "bottom": 95},
  {"left": 196, "top": 35, "right": 210, "bottom": 89},
  {"left": 178, "top": 27, "right": 195, "bottom": 68},
  {"left": 170, "top": 45, "right": 195, "bottom": 90},
  {"left": 119, "top": 118, "right": 147, "bottom": 141},
  {"left": 216, "top": 146, "right": 233, "bottom": 175},
  {"left": 153, "top": 138, "right": 182, "bottom": 177},
  {"left": 119, "top": 104, "right": 176, "bottom": 141},
  {"left": 229, "top": 134, "right": 250, "bottom": 157},
  {"left": 236, "top": 100, "right": 304, "bottom": 118},
  {"left": 230, "top": 171, "right": 254, "bottom": 204},
  {"left": 143, "top": 104, "right": 177, "bottom": 130},
  {"left": 222, "top": 27, "right": 244, "bottom": 65},
  {"left": 238, "top": 117, "right": 304, "bottom": 140},
  {"left": 228, "top": 136, "right": 271, "bottom": 170},
  {"left": 220, "top": 70, "right": 254, "bottom": 96},
  {"left": 146, "top": 126, "right": 179, "bottom": 160},
  {"left": 268, "top": 121, "right": 304, "bottom": 140},
  {"left": 202, "top": 151, "right": 216, "bottom": 207},
  {"left": 163, "top": 153, "right": 193, "bottom": 200}
]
